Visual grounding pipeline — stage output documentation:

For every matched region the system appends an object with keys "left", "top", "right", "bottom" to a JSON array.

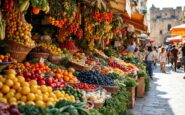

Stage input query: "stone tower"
[{"left": 149, "top": 5, "right": 185, "bottom": 43}]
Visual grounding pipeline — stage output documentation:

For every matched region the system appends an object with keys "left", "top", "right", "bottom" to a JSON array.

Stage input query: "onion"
[{"left": 0, "top": 103, "right": 8, "bottom": 110}]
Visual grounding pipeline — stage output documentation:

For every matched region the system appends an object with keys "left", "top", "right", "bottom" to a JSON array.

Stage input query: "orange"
[
  {"left": 64, "top": 77, "right": 70, "bottom": 82},
  {"left": 2, "top": 85, "right": 10, "bottom": 94}
]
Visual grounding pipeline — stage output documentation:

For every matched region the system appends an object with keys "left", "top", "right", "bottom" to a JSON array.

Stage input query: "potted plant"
[
  {"left": 136, "top": 70, "right": 146, "bottom": 98},
  {"left": 124, "top": 77, "right": 137, "bottom": 109}
]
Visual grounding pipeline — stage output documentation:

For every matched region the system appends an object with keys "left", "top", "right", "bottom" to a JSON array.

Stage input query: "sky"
[{"left": 147, "top": 0, "right": 185, "bottom": 10}]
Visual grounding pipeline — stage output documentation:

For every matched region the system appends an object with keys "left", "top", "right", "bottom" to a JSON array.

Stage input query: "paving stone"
[{"left": 131, "top": 64, "right": 185, "bottom": 115}]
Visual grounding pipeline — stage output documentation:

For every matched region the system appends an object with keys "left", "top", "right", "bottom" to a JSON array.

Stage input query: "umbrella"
[
  {"left": 166, "top": 35, "right": 185, "bottom": 43},
  {"left": 171, "top": 24, "right": 185, "bottom": 35}
]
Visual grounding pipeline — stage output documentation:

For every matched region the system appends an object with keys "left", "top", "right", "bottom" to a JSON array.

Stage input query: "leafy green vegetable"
[
  {"left": 124, "top": 77, "right": 137, "bottom": 87},
  {"left": 99, "top": 82, "right": 129, "bottom": 115}
]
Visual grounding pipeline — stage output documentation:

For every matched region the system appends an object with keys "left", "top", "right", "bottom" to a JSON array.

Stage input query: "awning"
[
  {"left": 166, "top": 35, "right": 185, "bottom": 42},
  {"left": 108, "top": 0, "right": 126, "bottom": 14},
  {"left": 121, "top": 13, "right": 148, "bottom": 32},
  {"left": 171, "top": 24, "right": 185, "bottom": 35}
]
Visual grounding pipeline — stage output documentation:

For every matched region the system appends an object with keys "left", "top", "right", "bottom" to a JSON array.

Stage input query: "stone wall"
[{"left": 149, "top": 5, "right": 184, "bottom": 43}]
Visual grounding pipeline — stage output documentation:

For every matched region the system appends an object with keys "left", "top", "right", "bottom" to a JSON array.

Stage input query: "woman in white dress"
[{"left": 159, "top": 48, "right": 167, "bottom": 73}]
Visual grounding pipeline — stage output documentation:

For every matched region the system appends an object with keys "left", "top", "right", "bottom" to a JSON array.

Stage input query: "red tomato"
[
  {"left": 38, "top": 80, "right": 46, "bottom": 85},
  {"left": 46, "top": 77, "right": 54, "bottom": 85}
]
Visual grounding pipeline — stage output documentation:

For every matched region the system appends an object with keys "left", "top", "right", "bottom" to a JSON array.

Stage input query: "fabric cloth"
[
  {"left": 146, "top": 52, "right": 154, "bottom": 61},
  {"left": 134, "top": 51, "right": 140, "bottom": 57},
  {"left": 159, "top": 52, "right": 167, "bottom": 63},
  {"left": 128, "top": 45, "right": 136, "bottom": 53},
  {"left": 146, "top": 61, "right": 153, "bottom": 77},
  {"left": 171, "top": 48, "right": 178, "bottom": 59}
]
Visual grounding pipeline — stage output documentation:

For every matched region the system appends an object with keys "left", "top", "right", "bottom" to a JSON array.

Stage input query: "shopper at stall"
[
  {"left": 171, "top": 45, "right": 178, "bottom": 72},
  {"left": 181, "top": 43, "right": 185, "bottom": 72},
  {"left": 145, "top": 46, "right": 155, "bottom": 79},
  {"left": 127, "top": 42, "right": 136, "bottom": 53},
  {"left": 159, "top": 48, "right": 167, "bottom": 73},
  {"left": 134, "top": 47, "right": 140, "bottom": 58}
]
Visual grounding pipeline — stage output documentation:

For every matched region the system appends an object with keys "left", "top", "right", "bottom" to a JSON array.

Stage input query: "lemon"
[
  {"left": 15, "top": 93, "right": 22, "bottom": 100},
  {"left": 27, "top": 93, "right": 35, "bottom": 101},
  {"left": 5, "top": 79, "right": 14, "bottom": 87},
  {"left": 43, "top": 94, "right": 49, "bottom": 101},
  {"left": 17, "top": 76, "right": 25, "bottom": 83},
  {"left": 35, "top": 94, "right": 43, "bottom": 101},
  {"left": 0, "top": 81, "right": 3, "bottom": 88},
  {"left": 30, "top": 86, "right": 38, "bottom": 93},
  {"left": 46, "top": 101, "right": 54, "bottom": 106},
  {"left": 40, "top": 85, "right": 48, "bottom": 93},
  {"left": 8, "top": 97, "right": 17, "bottom": 103},
  {"left": 21, "top": 86, "right": 30, "bottom": 95},
  {"left": 9, "top": 89, "right": 16, "bottom": 94},
  {"left": 6, "top": 92, "right": 15, "bottom": 99},
  {"left": 0, "top": 77, "right": 5, "bottom": 83},
  {"left": 36, "top": 100, "right": 45, "bottom": 107},
  {"left": 7, "top": 69, "right": 16, "bottom": 75},
  {"left": 7, "top": 74, "right": 16, "bottom": 80},
  {"left": 0, "top": 97, "right": 7, "bottom": 104},
  {"left": 47, "top": 86, "right": 52, "bottom": 93},
  {"left": 13, "top": 82, "right": 21, "bottom": 90},
  {"left": 0, "top": 93, "right": 3, "bottom": 97},
  {"left": 27, "top": 101, "right": 35, "bottom": 105},
  {"left": 21, "top": 82, "right": 29, "bottom": 87},
  {"left": 29, "top": 80, "right": 37, "bottom": 86},
  {"left": 2, "top": 85, "right": 10, "bottom": 94},
  {"left": 21, "top": 96, "right": 27, "bottom": 102}
]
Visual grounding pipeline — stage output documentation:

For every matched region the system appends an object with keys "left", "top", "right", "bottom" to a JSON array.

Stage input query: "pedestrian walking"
[
  {"left": 181, "top": 43, "right": 185, "bottom": 72},
  {"left": 145, "top": 46, "right": 155, "bottom": 79},
  {"left": 153, "top": 46, "right": 158, "bottom": 68},
  {"left": 159, "top": 48, "right": 167, "bottom": 73},
  {"left": 171, "top": 45, "right": 178, "bottom": 72}
]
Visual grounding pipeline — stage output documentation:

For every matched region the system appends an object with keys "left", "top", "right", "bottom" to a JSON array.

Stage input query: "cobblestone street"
[{"left": 132, "top": 64, "right": 185, "bottom": 115}]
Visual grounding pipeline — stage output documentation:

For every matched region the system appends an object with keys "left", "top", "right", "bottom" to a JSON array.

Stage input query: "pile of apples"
[{"left": 0, "top": 54, "right": 17, "bottom": 63}]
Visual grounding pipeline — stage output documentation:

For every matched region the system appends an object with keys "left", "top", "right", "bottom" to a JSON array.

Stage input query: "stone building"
[{"left": 149, "top": 5, "right": 185, "bottom": 43}]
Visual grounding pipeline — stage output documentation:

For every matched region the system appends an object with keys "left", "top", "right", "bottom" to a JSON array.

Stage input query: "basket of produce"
[
  {"left": 0, "top": 62, "right": 12, "bottom": 72},
  {"left": 48, "top": 54, "right": 62, "bottom": 64},
  {"left": 29, "top": 52, "right": 49, "bottom": 60},
  {"left": 102, "top": 86, "right": 120, "bottom": 94},
  {"left": 94, "top": 102, "right": 104, "bottom": 109},
  {"left": 6, "top": 39, "right": 34, "bottom": 52},
  {"left": 8, "top": 50, "right": 28, "bottom": 62},
  {"left": 68, "top": 60, "right": 92, "bottom": 71}
]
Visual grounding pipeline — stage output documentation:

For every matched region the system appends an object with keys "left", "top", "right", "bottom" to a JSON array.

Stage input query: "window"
[
  {"left": 160, "top": 30, "right": 163, "bottom": 35},
  {"left": 168, "top": 24, "right": 171, "bottom": 31}
]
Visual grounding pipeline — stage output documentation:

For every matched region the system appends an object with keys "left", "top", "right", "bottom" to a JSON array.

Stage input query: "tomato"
[
  {"left": 25, "top": 77, "right": 31, "bottom": 82},
  {"left": 50, "top": 83, "right": 56, "bottom": 88},
  {"left": 38, "top": 80, "right": 46, "bottom": 85},
  {"left": 45, "top": 77, "right": 54, "bottom": 85}
]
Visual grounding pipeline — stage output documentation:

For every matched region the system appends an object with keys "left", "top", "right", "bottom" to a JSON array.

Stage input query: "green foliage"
[
  {"left": 99, "top": 81, "right": 129, "bottom": 115},
  {"left": 124, "top": 77, "right": 137, "bottom": 87},
  {"left": 145, "top": 76, "right": 150, "bottom": 92},
  {"left": 137, "top": 70, "right": 146, "bottom": 78},
  {"left": 89, "top": 109, "right": 103, "bottom": 115}
]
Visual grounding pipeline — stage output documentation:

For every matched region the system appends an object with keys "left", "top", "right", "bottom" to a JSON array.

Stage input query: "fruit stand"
[{"left": 0, "top": 0, "right": 150, "bottom": 115}]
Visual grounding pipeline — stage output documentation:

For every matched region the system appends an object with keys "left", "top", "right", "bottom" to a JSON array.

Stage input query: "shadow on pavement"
[{"left": 132, "top": 65, "right": 174, "bottom": 115}]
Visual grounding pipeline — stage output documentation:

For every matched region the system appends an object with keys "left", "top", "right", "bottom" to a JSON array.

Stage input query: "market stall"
[{"left": 0, "top": 0, "right": 150, "bottom": 114}]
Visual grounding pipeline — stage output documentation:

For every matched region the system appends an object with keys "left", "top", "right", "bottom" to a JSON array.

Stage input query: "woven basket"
[
  {"left": 48, "top": 54, "right": 62, "bottom": 64},
  {"left": 94, "top": 102, "right": 104, "bottom": 109},
  {"left": 8, "top": 50, "right": 28, "bottom": 62},
  {"left": 29, "top": 52, "right": 49, "bottom": 60},
  {"left": 68, "top": 61, "right": 92, "bottom": 71},
  {"left": 6, "top": 40, "right": 34, "bottom": 52},
  {"left": 0, "top": 65, "right": 9, "bottom": 72},
  {"left": 102, "top": 86, "right": 120, "bottom": 94}
]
